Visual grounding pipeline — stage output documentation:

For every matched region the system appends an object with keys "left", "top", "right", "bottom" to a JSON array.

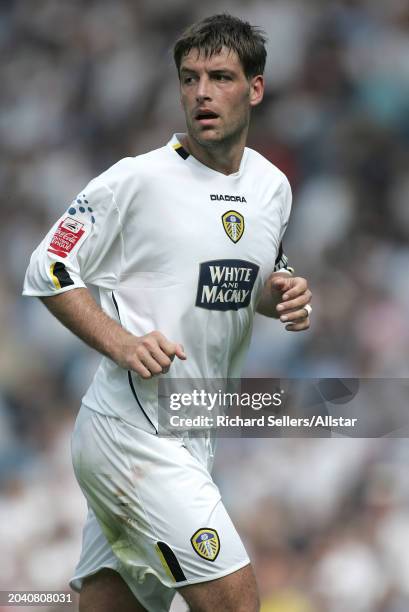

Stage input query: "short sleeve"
[{"left": 23, "top": 178, "right": 122, "bottom": 297}]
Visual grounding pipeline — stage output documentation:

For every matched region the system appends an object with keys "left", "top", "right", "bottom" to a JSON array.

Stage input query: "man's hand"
[
  {"left": 256, "top": 273, "right": 312, "bottom": 331},
  {"left": 41, "top": 289, "right": 186, "bottom": 379},
  {"left": 272, "top": 275, "right": 311, "bottom": 331},
  {"left": 115, "top": 330, "right": 186, "bottom": 379}
]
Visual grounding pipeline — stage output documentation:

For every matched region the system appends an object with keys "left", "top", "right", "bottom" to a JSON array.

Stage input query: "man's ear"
[{"left": 249, "top": 75, "right": 264, "bottom": 107}]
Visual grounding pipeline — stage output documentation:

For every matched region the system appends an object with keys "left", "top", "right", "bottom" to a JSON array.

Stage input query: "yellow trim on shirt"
[{"left": 50, "top": 263, "right": 61, "bottom": 290}]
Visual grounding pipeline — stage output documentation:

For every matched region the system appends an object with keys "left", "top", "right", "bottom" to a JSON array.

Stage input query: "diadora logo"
[{"left": 210, "top": 194, "right": 247, "bottom": 202}]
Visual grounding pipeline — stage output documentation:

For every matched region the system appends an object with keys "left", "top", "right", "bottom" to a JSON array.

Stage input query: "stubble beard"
[{"left": 187, "top": 111, "right": 250, "bottom": 151}]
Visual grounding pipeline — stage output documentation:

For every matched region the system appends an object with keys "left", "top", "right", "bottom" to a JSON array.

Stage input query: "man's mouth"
[{"left": 195, "top": 110, "right": 219, "bottom": 123}]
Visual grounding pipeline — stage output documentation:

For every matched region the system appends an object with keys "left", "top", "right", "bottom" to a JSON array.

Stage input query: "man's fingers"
[
  {"left": 270, "top": 276, "right": 287, "bottom": 288},
  {"left": 271, "top": 276, "right": 309, "bottom": 302},
  {"left": 271, "top": 276, "right": 292, "bottom": 292},
  {"left": 133, "top": 362, "right": 154, "bottom": 379},
  {"left": 270, "top": 275, "right": 311, "bottom": 333},
  {"left": 139, "top": 351, "right": 164, "bottom": 376},
  {"left": 285, "top": 319, "right": 310, "bottom": 331},
  {"left": 159, "top": 341, "right": 186, "bottom": 361},
  {"left": 281, "top": 280, "right": 308, "bottom": 301},
  {"left": 175, "top": 344, "right": 187, "bottom": 360},
  {"left": 279, "top": 307, "right": 310, "bottom": 323},
  {"left": 158, "top": 335, "right": 186, "bottom": 360},
  {"left": 277, "top": 291, "right": 312, "bottom": 314},
  {"left": 149, "top": 346, "right": 172, "bottom": 369},
  {"left": 133, "top": 335, "right": 187, "bottom": 379}
]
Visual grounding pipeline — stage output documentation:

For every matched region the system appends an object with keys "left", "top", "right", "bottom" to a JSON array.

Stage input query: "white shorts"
[{"left": 69, "top": 406, "right": 250, "bottom": 612}]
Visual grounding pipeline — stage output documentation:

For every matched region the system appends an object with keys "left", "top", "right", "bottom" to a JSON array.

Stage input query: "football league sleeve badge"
[{"left": 47, "top": 195, "right": 94, "bottom": 259}]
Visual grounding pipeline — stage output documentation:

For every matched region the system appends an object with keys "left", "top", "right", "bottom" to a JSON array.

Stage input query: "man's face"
[{"left": 179, "top": 47, "right": 264, "bottom": 148}]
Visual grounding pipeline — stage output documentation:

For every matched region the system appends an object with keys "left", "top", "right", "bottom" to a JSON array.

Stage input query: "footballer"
[{"left": 23, "top": 13, "right": 311, "bottom": 612}]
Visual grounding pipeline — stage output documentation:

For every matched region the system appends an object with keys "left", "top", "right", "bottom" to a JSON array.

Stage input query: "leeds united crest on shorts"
[
  {"left": 191, "top": 528, "right": 220, "bottom": 561},
  {"left": 222, "top": 210, "right": 244, "bottom": 243}
]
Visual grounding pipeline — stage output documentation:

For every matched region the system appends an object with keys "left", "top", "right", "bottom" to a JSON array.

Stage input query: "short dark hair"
[{"left": 173, "top": 13, "right": 267, "bottom": 79}]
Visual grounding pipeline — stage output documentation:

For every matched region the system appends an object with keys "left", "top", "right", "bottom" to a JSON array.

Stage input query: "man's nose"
[{"left": 196, "top": 76, "right": 211, "bottom": 101}]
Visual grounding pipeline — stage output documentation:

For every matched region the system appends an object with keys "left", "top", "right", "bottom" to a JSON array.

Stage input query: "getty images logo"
[{"left": 210, "top": 194, "right": 247, "bottom": 203}]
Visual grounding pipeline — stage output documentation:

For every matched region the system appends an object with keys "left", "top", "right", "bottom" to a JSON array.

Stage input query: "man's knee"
[{"left": 178, "top": 563, "right": 260, "bottom": 612}]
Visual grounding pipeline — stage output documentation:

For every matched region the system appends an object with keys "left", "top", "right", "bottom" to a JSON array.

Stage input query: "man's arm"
[
  {"left": 21, "top": 173, "right": 185, "bottom": 378},
  {"left": 256, "top": 273, "right": 312, "bottom": 331},
  {"left": 40, "top": 288, "right": 186, "bottom": 378}
]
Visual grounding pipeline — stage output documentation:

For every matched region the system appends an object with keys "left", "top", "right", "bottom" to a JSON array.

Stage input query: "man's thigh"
[
  {"left": 79, "top": 564, "right": 259, "bottom": 612},
  {"left": 178, "top": 564, "right": 259, "bottom": 612},
  {"left": 79, "top": 569, "right": 146, "bottom": 612}
]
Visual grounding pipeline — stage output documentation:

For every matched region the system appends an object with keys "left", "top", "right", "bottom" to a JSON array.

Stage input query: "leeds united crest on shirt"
[{"left": 222, "top": 210, "right": 244, "bottom": 243}]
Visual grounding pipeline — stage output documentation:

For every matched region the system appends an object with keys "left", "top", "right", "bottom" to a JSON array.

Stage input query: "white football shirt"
[{"left": 23, "top": 134, "right": 292, "bottom": 433}]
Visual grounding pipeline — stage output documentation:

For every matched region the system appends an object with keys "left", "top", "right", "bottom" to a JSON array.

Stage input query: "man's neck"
[{"left": 181, "top": 133, "right": 247, "bottom": 176}]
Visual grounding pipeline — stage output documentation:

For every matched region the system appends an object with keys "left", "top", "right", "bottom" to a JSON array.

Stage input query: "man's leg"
[
  {"left": 79, "top": 569, "right": 147, "bottom": 612},
  {"left": 178, "top": 564, "right": 259, "bottom": 612},
  {"left": 72, "top": 408, "right": 254, "bottom": 611}
]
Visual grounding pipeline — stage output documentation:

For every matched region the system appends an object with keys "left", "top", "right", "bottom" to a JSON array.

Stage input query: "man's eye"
[
  {"left": 215, "top": 74, "right": 230, "bottom": 81},
  {"left": 183, "top": 76, "right": 196, "bottom": 84}
]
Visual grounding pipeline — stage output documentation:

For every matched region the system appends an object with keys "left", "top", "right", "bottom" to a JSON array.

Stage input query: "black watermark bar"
[
  {"left": 0, "top": 592, "right": 73, "bottom": 606},
  {"left": 157, "top": 378, "right": 409, "bottom": 438}
]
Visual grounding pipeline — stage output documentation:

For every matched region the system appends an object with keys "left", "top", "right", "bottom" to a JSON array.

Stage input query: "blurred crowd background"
[{"left": 1, "top": 0, "right": 409, "bottom": 610}]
